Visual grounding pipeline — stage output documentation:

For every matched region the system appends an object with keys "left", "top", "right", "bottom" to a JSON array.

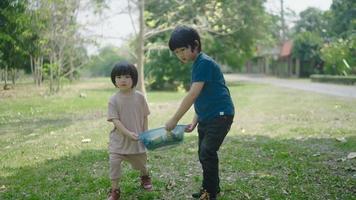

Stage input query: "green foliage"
[
  {"left": 294, "top": 7, "right": 328, "bottom": 38},
  {"left": 144, "top": 0, "right": 272, "bottom": 90},
  {"left": 329, "top": 0, "right": 356, "bottom": 38},
  {"left": 81, "top": 46, "right": 131, "bottom": 77},
  {"left": 292, "top": 31, "right": 323, "bottom": 76},
  {"left": 290, "top": 0, "right": 356, "bottom": 77},
  {"left": 320, "top": 36, "right": 355, "bottom": 75},
  {"left": 0, "top": 0, "right": 32, "bottom": 72},
  {"left": 145, "top": 49, "right": 190, "bottom": 91}
]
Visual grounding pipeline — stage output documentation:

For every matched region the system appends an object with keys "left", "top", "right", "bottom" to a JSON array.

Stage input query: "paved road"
[{"left": 225, "top": 74, "right": 356, "bottom": 99}]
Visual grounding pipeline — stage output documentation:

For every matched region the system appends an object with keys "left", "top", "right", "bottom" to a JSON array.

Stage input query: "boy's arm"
[
  {"left": 165, "top": 82, "right": 204, "bottom": 131},
  {"left": 110, "top": 119, "right": 138, "bottom": 140}
]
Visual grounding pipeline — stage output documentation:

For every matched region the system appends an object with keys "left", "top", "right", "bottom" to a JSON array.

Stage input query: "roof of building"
[{"left": 280, "top": 40, "right": 293, "bottom": 57}]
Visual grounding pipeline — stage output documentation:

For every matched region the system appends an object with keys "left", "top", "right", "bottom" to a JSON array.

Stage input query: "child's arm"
[
  {"left": 165, "top": 82, "right": 204, "bottom": 131},
  {"left": 111, "top": 119, "right": 139, "bottom": 141}
]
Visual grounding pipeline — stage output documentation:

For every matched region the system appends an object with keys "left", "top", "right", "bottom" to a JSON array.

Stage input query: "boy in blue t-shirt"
[{"left": 165, "top": 25, "right": 234, "bottom": 200}]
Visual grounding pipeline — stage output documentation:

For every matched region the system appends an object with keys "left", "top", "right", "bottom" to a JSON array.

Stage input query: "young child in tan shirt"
[{"left": 107, "top": 61, "right": 152, "bottom": 200}]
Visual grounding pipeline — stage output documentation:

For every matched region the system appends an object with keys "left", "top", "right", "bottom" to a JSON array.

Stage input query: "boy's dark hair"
[
  {"left": 110, "top": 61, "right": 138, "bottom": 88},
  {"left": 168, "top": 25, "right": 201, "bottom": 52}
]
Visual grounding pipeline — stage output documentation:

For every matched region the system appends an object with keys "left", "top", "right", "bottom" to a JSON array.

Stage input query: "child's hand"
[
  {"left": 127, "top": 131, "right": 139, "bottom": 141},
  {"left": 185, "top": 123, "right": 197, "bottom": 133},
  {"left": 165, "top": 118, "right": 178, "bottom": 131}
]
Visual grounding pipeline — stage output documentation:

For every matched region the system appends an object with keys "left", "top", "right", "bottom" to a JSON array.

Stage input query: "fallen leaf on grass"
[
  {"left": 243, "top": 192, "right": 251, "bottom": 199},
  {"left": 166, "top": 179, "right": 176, "bottom": 190},
  {"left": 282, "top": 189, "right": 289, "bottom": 195},
  {"left": 0, "top": 185, "right": 6, "bottom": 192},
  {"left": 334, "top": 104, "right": 340, "bottom": 109},
  {"left": 312, "top": 153, "right": 321, "bottom": 157},
  {"left": 347, "top": 152, "right": 356, "bottom": 159},
  {"left": 79, "top": 93, "right": 87, "bottom": 98},
  {"left": 81, "top": 138, "right": 91, "bottom": 143},
  {"left": 336, "top": 137, "right": 347, "bottom": 143}
]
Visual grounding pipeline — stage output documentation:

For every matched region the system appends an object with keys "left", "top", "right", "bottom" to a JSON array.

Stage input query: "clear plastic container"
[{"left": 139, "top": 125, "right": 186, "bottom": 150}]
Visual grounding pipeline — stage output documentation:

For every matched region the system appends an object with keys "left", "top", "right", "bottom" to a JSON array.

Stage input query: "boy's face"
[
  {"left": 174, "top": 46, "right": 197, "bottom": 64},
  {"left": 115, "top": 74, "right": 133, "bottom": 92}
]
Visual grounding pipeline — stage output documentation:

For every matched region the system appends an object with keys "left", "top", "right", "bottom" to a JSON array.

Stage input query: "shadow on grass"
[
  {"left": 0, "top": 135, "right": 355, "bottom": 200},
  {"left": 0, "top": 117, "right": 74, "bottom": 137},
  {"left": 0, "top": 149, "right": 161, "bottom": 200}
]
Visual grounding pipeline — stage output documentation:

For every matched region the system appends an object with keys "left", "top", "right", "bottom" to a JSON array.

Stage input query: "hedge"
[{"left": 310, "top": 74, "right": 356, "bottom": 85}]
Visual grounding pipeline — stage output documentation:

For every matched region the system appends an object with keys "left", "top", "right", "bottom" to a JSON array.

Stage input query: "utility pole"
[{"left": 280, "top": 0, "right": 286, "bottom": 42}]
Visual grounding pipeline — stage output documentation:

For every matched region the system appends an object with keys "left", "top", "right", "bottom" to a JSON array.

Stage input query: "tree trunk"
[
  {"left": 39, "top": 56, "right": 43, "bottom": 86},
  {"left": 136, "top": 0, "right": 146, "bottom": 95},
  {"left": 3, "top": 65, "right": 11, "bottom": 90},
  {"left": 49, "top": 55, "right": 54, "bottom": 93},
  {"left": 11, "top": 68, "right": 17, "bottom": 85},
  {"left": 30, "top": 55, "right": 35, "bottom": 84},
  {"left": 4, "top": 65, "right": 8, "bottom": 86},
  {"left": 31, "top": 55, "right": 43, "bottom": 86},
  {"left": 69, "top": 55, "right": 74, "bottom": 81},
  {"left": 56, "top": 58, "right": 61, "bottom": 92}
]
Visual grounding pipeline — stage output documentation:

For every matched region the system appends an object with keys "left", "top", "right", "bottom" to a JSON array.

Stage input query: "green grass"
[{"left": 0, "top": 78, "right": 355, "bottom": 199}]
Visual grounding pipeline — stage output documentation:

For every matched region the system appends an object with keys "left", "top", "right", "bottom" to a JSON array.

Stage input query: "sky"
[
  {"left": 265, "top": 0, "right": 332, "bottom": 15},
  {"left": 79, "top": 0, "right": 333, "bottom": 55}
]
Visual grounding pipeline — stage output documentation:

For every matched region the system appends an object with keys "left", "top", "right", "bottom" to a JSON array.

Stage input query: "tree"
[
  {"left": 26, "top": 0, "right": 106, "bottom": 92},
  {"left": 320, "top": 36, "right": 355, "bottom": 75},
  {"left": 294, "top": 7, "right": 328, "bottom": 38},
  {"left": 328, "top": 0, "right": 355, "bottom": 38},
  {"left": 292, "top": 31, "right": 323, "bottom": 76},
  {"left": 0, "top": 0, "right": 32, "bottom": 88},
  {"left": 144, "top": 0, "right": 272, "bottom": 90},
  {"left": 81, "top": 45, "right": 131, "bottom": 77}
]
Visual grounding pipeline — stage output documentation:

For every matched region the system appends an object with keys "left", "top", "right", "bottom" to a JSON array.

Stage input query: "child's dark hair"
[
  {"left": 168, "top": 25, "right": 201, "bottom": 52},
  {"left": 110, "top": 61, "right": 138, "bottom": 88}
]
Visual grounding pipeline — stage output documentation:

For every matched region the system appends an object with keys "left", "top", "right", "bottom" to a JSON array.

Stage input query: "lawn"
[{"left": 0, "top": 77, "right": 355, "bottom": 200}]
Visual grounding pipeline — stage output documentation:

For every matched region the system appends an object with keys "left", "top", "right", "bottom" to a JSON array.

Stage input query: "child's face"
[
  {"left": 174, "top": 46, "right": 198, "bottom": 64},
  {"left": 115, "top": 74, "right": 133, "bottom": 91}
]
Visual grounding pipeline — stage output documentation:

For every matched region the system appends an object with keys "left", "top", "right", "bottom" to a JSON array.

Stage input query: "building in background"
[{"left": 243, "top": 41, "right": 300, "bottom": 77}]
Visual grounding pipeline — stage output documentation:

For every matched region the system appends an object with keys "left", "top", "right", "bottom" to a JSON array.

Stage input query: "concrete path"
[{"left": 224, "top": 74, "right": 356, "bottom": 99}]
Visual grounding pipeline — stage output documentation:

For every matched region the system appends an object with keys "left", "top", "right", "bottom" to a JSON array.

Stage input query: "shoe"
[
  {"left": 197, "top": 189, "right": 217, "bottom": 200},
  {"left": 192, "top": 188, "right": 220, "bottom": 199},
  {"left": 140, "top": 175, "right": 153, "bottom": 191},
  {"left": 107, "top": 188, "right": 120, "bottom": 200}
]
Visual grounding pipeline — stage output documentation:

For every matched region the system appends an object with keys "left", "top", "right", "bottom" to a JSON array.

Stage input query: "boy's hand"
[
  {"left": 165, "top": 118, "right": 178, "bottom": 131},
  {"left": 185, "top": 123, "right": 197, "bottom": 133},
  {"left": 185, "top": 115, "right": 198, "bottom": 133}
]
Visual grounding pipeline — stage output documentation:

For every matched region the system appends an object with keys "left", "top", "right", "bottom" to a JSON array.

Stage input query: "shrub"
[
  {"left": 145, "top": 49, "right": 190, "bottom": 91},
  {"left": 310, "top": 74, "right": 356, "bottom": 85},
  {"left": 320, "top": 36, "right": 355, "bottom": 75}
]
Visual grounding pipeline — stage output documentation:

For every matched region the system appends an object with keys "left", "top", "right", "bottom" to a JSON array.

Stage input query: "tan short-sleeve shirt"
[{"left": 107, "top": 90, "right": 150, "bottom": 154}]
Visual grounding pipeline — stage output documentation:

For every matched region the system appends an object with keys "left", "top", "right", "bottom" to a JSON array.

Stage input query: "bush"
[
  {"left": 292, "top": 32, "right": 324, "bottom": 77},
  {"left": 310, "top": 74, "right": 356, "bottom": 85},
  {"left": 145, "top": 49, "right": 191, "bottom": 91},
  {"left": 80, "top": 46, "right": 131, "bottom": 77},
  {"left": 320, "top": 36, "right": 355, "bottom": 75}
]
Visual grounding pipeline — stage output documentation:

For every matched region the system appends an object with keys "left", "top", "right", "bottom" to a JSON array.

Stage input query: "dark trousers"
[{"left": 197, "top": 115, "right": 233, "bottom": 198}]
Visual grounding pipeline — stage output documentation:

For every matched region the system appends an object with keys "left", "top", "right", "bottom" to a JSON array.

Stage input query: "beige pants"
[{"left": 109, "top": 153, "right": 148, "bottom": 180}]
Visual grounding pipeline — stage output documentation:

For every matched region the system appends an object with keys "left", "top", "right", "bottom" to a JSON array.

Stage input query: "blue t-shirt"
[{"left": 192, "top": 52, "right": 235, "bottom": 122}]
